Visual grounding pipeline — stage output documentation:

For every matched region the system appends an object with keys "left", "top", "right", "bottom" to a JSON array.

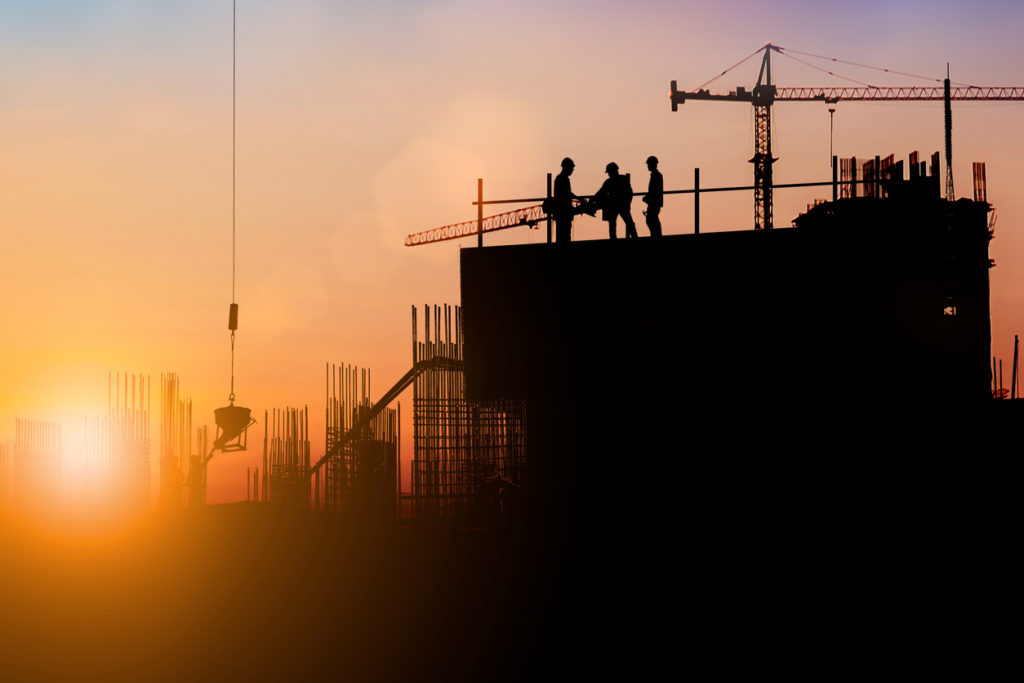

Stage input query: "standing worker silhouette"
[
  {"left": 595, "top": 162, "right": 637, "bottom": 239},
  {"left": 642, "top": 155, "right": 663, "bottom": 237},
  {"left": 553, "top": 157, "right": 578, "bottom": 244}
]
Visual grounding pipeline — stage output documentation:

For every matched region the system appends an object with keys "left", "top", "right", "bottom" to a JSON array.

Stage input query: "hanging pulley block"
[{"left": 214, "top": 404, "right": 255, "bottom": 452}]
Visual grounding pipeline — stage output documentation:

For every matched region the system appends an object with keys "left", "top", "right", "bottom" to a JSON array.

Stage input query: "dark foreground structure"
[
  {"left": 455, "top": 178, "right": 1017, "bottom": 675},
  {"left": 464, "top": 180, "right": 1001, "bottom": 526}
]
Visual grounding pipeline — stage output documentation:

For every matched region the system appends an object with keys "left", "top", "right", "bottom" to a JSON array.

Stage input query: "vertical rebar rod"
[
  {"left": 694, "top": 168, "right": 700, "bottom": 235},
  {"left": 832, "top": 156, "right": 838, "bottom": 202},
  {"left": 546, "top": 172, "right": 552, "bottom": 244},
  {"left": 397, "top": 400, "right": 402, "bottom": 520},
  {"left": 874, "top": 155, "right": 881, "bottom": 198},
  {"left": 1013, "top": 335, "right": 1019, "bottom": 400}
]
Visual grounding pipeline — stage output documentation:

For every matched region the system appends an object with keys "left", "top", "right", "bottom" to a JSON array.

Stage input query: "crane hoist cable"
[
  {"left": 694, "top": 47, "right": 764, "bottom": 91},
  {"left": 229, "top": 0, "right": 237, "bottom": 404},
  {"left": 774, "top": 46, "right": 975, "bottom": 87},
  {"left": 213, "top": 0, "right": 254, "bottom": 454},
  {"left": 776, "top": 50, "right": 877, "bottom": 88}
]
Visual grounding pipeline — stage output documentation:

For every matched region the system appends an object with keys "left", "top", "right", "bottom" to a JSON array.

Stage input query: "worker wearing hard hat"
[
  {"left": 642, "top": 155, "right": 664, "bottom": 237},
  {"left": 553, "top": 157, "right": 578, "bottom": 243},
  {"left": 594, "top": 162, "right": 638, "bottom": 239}
]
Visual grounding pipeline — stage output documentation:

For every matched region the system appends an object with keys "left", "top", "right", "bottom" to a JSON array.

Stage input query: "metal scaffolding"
[{"left": 411, "top": 304, "right": 526, "bottom": 523}]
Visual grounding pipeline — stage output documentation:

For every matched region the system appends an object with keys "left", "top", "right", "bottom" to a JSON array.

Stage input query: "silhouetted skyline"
[{"left": 1, "top": 1, "right": 1023, "bottom": 503}]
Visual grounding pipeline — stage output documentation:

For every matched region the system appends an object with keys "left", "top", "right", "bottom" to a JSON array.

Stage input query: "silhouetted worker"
[
  {"left": 553, "top": 157, "right": 577, "bottom": 243},
  {"left": 595, "top": 162, "right": 637, "bottom": 239},
  {"left": 642, "top": 155, "right": 663, "bottom": 237}
]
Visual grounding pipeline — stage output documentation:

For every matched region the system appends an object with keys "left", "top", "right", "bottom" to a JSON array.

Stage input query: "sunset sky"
[{"left": 2, "top": 0, "right": 1023, "bottom": 503}]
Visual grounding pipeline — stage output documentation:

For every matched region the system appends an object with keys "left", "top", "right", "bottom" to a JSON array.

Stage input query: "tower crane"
[{"left": 670, "top": 44, "right": 1024, "bottom": 229}]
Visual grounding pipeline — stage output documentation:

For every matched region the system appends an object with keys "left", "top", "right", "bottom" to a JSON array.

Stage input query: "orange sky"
[{"left": 2, "top": 1, "right": 1024, "bottom": 503}]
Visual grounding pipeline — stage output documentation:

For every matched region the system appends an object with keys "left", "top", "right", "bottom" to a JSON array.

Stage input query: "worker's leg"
[
  {"left": 556, "top": 217, "right": 572, "bottom": 243},
  {"left": 646, "top": 206, "right": 662, "bottom": 237},
  {"left": 608, "top": 215, "right": 618, "bottom": 240},
  {"left": 622, "top": 210, "right": 638, "bottom": 239}
]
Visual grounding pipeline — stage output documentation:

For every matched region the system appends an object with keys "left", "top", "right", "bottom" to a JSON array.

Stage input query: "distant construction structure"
[
  {"left": 12, "top": 419, "right": 62, "bottom": 513},
  {"left": 411, "top": 304, "right": 526, "bottom": 523},
  {"left": 301, "top": 307, "right": 526, "bottom": 527}
]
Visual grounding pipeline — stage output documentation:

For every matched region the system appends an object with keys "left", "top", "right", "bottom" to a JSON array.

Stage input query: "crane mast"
[
  {"left": 751, "top": 45, "right": 780, "bottom": 229},
  {"left": 944, "top": 74, "right": 954, "bottom": 200}
]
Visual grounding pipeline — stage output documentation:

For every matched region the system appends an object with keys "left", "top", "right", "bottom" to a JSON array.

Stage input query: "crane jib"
[{"left": 673, "top": 85, "right": 1024, "bottom": 103}]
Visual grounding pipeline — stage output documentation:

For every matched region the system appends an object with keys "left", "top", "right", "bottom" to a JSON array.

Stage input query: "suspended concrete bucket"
[{"left": 214, "top": 404, "right": 256, "bottom": 453}]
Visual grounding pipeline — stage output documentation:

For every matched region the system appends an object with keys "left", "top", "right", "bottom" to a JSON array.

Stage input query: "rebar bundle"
[
  {"left": 411, "top": 304, "right": 526, "bottom": 524},
  {"left": 0, "top": 443, "right": 9, "bottom": 507},
  {"left": 82, "top": 372, "right": 152, "bottom": 511},
  {"left": 159, "top": 373, "right": 192, "bottom": 508},
  {"left": 13, "top": 419, "right": 62, "bottom": 512},
  {"left": 187, "top": 426, "right": 209, "bottom": 507},
  {"left": 261, "top": 406, "right": 310, "bottom": 507},
  {"left": 315, "top": 364, "right": 398, "bottom": 519}
]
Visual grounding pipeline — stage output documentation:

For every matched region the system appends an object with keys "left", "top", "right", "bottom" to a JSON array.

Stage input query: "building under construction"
[{"left": 459, "top": 152, "right": 997, "bottom": 527}]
